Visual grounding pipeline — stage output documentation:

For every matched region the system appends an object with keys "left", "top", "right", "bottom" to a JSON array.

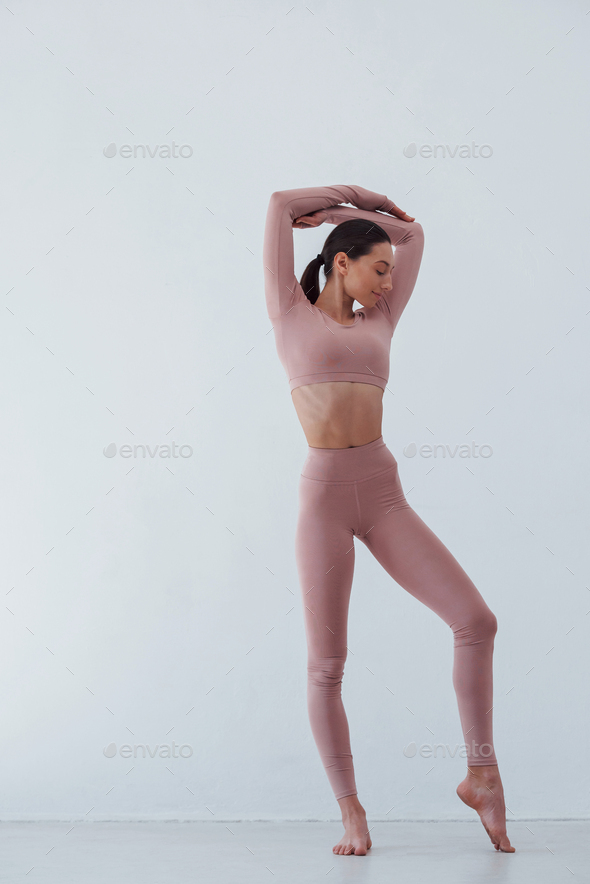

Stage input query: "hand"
[
  {"left": 292, "top": 210, "right": 328, "bottom": 229},
  {"left": 385, "top": 202, "right": 415, "bottom": 222}
]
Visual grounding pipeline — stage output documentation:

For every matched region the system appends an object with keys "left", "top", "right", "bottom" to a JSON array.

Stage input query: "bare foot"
[
  {"left": 456, "top": 765, "right": 516, "bottom": 852},
  {"left": 333, "top": 794, "right": 372, "bottom": 856}
]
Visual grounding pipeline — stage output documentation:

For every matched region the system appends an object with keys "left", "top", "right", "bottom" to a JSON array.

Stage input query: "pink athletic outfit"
[{"left": 263, "top": 185, "right": 498, "bottom": 800}]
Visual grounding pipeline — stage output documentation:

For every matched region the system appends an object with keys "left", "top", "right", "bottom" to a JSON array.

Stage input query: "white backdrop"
[{"left": 1, "top": 0, "right": 589, "bottom": 822}]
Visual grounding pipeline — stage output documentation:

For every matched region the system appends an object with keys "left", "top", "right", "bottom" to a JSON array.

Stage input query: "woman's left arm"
[{"left": 318, "top": 203, "right": 425, "bottom": 329}]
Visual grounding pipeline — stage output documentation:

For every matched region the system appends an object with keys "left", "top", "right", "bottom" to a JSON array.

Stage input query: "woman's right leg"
[{"left": 295, "top": 474, "right": 359, "bottom": 801}]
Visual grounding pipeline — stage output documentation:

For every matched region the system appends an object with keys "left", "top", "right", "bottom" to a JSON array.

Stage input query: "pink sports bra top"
[{"left": 262, "top": 185, "right": 425, "bottom": 393}]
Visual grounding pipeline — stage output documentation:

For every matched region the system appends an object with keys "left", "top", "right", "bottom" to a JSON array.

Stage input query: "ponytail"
[{"left": 300, "top": 254, "right": 326, "bottom": 305}]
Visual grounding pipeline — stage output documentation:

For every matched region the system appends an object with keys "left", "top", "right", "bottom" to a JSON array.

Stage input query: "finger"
[{"left": 392, "top": 210, "right": 415, "bottom": 222}]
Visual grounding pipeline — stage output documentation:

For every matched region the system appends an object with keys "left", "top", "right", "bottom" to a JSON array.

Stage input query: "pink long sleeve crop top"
[{"left": 262, "top": 185, "right": 425, "bottom": 393}]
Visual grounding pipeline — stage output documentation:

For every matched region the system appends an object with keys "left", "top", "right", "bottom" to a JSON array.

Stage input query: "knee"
[
  {"left": 452, "top": 606, "right": 497, "bottom": 647},
  {"left": 307, "top": 656, "right": 346, "bottom": 692}
]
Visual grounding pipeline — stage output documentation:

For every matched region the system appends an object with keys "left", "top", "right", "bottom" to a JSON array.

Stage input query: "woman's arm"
[
  {"left": 320, "top": 204, "right": 425, "bottom": 329},
  {"left": 262, "top": 185, "right": 408, "bottom": 323}
]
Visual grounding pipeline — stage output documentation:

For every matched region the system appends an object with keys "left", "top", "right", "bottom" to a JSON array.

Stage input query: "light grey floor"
[{"left": 1, "top": 820, "right": 589, "bottom": 883}]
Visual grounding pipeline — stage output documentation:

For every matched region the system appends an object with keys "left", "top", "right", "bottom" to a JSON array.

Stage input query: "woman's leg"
[
  {"left": 295, "top": 475, "right": 359, "bottom": 799},
  {"left": 357, "top": 462, "right": 499, "bottom": 767}
]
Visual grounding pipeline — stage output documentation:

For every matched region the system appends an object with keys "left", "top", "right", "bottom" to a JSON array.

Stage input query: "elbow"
[
  {"left": 412, "top": 221, "right": 425, "bottom": 249},
  {"left": 267, "top": 190, "right": 292, "bottom": 216},
  {"left": 268, "top": 189, "right": 298, "bottom": 223},
  {"left": 269, "top": 190, "right": 288, "bottom": 205}
]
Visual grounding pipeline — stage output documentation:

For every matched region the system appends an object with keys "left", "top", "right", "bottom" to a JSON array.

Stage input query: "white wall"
[{"left": 1, "top": 0, "right": 588, "bottom": 821}]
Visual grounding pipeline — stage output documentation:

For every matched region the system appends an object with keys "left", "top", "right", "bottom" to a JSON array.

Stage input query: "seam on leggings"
[
  {"left": 353, "top": 483, "right": 362, "bottom": 534},
  {"left": 299, "top": 464, "right": 397, "bottom": 485}
]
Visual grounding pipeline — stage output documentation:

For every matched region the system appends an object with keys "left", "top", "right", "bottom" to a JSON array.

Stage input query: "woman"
[{"left": 262, "top": 185, "right": 515, "bottom": 856}]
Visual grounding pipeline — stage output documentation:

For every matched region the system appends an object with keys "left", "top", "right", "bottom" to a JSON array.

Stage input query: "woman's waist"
[
  {"left": 300, "top": 433, "right": 398, "bottom": 483},
  {"left": 291, "top": 380, "right": 384, "bottom": 449}
]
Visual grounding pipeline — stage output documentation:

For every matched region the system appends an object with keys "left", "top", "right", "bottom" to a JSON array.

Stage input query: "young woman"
[{"left": 262, "top": 185, "right": 515, "bottom": 857}]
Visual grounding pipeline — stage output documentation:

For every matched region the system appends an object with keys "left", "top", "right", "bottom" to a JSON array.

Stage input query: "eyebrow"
[{"left": 374, "top": 259, "right": 395, "bottom": 268}]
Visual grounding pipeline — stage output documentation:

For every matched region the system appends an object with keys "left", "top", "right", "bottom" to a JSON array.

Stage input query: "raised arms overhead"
[{"left": 262, "top": 185, "right": 422, "bottom": 324}]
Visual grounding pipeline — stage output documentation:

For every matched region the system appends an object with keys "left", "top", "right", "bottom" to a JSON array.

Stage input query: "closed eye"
[{"left": 377, "top": 270, "right": 385, "bottom": 276}]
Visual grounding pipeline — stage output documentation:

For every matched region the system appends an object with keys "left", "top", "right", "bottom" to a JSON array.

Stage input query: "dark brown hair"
[{"left": 300, "top": 218, "right": 391, "bottom": 305}]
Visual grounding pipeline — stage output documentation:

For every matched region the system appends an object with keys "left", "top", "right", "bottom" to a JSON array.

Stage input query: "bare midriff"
[{"left": 291, "top": 381, "right": 384, "bottom": 449}]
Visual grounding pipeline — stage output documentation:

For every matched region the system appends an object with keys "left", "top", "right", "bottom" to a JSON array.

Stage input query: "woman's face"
[{"left": 335, "top": 242, "right": 395, "bottom": 309}]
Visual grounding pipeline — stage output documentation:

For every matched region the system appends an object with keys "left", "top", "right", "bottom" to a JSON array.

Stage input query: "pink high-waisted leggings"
[{"left": 295, "top": 435, "right": 498, "bottom": 800}]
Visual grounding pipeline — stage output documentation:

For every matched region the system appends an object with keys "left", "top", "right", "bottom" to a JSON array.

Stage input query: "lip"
[{"left": 372, "top": 291, "right": 383, "bottom": 299}]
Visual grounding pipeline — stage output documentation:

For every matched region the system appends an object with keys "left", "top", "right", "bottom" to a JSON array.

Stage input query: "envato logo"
[
  {"left": 403, "top": 442, "right": 493, "bottom": 458},
  {"left": 403, "top": 741, "right": 494, "bottom": 760},
  {"left": 403, "top": 142, "right": 493, "bottom": 159},
  {"left": 103, "top": 142, "right": 193, "bottom": 159},
  {"left": 103, "top": 741, "right": 193, "bottom": 759},
  {"left": 103, "top": 442, "right": 193, "bottom": 459}
]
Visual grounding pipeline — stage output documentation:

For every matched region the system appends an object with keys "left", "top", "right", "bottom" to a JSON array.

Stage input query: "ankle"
[
  {"left": 467, "top": 764, "right": 500, "bottom": 780},
  {"left": 338, "top": 795, "right": 364, "bottom": 819}
]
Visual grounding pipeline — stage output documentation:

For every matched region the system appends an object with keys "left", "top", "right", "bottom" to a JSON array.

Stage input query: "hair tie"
[{"left": 316, "top": 253, "right": 324, "bottom": 265}]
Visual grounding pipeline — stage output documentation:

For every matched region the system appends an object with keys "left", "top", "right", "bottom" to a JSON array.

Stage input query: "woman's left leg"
[
  {"left": 356, "top": 460, "right": 499, "bottom": 768},
  {"left": 356, "top": 449, "right": 515, "bottom": 851}
]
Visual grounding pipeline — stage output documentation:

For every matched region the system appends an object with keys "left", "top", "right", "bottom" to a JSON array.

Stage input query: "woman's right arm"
[{"left": 262, "top": 185, "right": 399, "bottom": 323}]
